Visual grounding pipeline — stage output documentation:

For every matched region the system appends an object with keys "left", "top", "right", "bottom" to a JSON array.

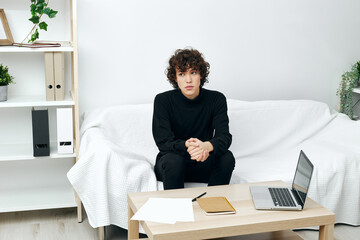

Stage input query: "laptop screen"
[{"left": 292, "top": 151, "right": 314, "bottom": 205}]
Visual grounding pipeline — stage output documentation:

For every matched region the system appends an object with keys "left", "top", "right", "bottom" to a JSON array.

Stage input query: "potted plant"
[
  {"left": 0, "top": 64, "right": 15, "bottom": 102},
  {"left": 336, "top": 61, "right": 360, "bottom": 119}
]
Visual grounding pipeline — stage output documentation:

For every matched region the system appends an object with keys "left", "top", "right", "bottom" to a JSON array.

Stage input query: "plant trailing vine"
[
  {"left": 336, "top": 61, "right": 360, "bottom": 119},
  {"left": 21, "top": 0, "right": 58, "bottom": 44}
]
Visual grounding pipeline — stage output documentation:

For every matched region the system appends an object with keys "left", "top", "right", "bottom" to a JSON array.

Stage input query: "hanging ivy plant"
[
  {"left": 21, "top": 0, "right": 58, "bottom": 44},
  {"left": 336, "top": 61, "right": 360, "bottom": 119}
]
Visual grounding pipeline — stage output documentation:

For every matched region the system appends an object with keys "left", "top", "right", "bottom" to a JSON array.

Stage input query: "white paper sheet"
[{"left": 131, "top": 198, "right": 194, "bottom": 224}]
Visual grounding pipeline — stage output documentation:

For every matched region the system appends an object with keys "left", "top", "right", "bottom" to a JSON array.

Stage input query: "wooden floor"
[{"left": 0, "top": 207, "right": 359, "bottom": 240}]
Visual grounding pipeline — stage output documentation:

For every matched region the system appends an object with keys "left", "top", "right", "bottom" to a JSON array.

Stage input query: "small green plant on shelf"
[
  {"left": 336, "top": 61, "right": 360, "bottom": 119},
  {"left": 0, "top": 64, "right": 15, "bottom": 86},
  {"left": 21, "top": 0, "right": 58, "bottom": 44}
]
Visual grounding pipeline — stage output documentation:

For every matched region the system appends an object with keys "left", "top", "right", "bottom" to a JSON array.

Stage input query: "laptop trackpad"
[{"left": 253, "top": 192, "right": 269, "bottom": 200}]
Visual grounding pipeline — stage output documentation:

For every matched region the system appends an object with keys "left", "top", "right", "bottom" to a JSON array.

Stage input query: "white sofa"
[{"left": 67, "top": 99, "right": 360, "bottom": 231}]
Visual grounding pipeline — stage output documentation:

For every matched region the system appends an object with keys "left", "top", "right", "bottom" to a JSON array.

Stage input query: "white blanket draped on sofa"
[{"left": 67, "top": 99, "right": 360, "bottom": 229}]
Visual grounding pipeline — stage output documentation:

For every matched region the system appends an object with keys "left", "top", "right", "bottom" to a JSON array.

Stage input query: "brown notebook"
[{"left": 196, "top": 197, "right": 236, "bottom": 215}]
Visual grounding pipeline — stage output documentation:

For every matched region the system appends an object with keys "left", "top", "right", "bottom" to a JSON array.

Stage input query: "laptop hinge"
[{"left": 291, "top": 189, "right": 304, "bottom": 208}]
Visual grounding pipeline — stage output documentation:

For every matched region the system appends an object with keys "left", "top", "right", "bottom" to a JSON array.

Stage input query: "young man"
[{"left": 152, "top": 48, "right": 235, "bottom": 190}]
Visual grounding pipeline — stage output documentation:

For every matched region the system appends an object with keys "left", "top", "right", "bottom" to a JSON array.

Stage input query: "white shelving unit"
[{"left": 0, "top": 0, "right": 80, "bottom": 216}]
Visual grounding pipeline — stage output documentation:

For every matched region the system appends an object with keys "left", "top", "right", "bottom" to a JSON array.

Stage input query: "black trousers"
[{"left": 154, "top": 150, "right": 235, "bottom": 190}]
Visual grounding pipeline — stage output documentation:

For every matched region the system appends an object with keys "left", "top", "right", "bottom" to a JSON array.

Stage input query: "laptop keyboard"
[{"left": 269, "top": 188, "right": 296, "bottom": 207}]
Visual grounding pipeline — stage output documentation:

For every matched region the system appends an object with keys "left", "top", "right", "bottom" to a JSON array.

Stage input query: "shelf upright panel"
[{"left": 69, "top": 0, "right": 82, "bottom": 223}]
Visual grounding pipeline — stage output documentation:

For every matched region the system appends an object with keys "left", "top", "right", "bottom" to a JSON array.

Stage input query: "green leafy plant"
[
  {"left": 336, "top": 61, "right": 360, "bottom": 119},
  {"left": 0, "top": 64, "right": 15, "bottom": 86},
  {"left": 21, "top": 0, "right": 58, "bottom": 44}
]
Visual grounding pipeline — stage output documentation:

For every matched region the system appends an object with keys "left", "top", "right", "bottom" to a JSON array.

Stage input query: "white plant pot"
[{"left": 0, "top": 85, "right": 8, "bottom": 102}]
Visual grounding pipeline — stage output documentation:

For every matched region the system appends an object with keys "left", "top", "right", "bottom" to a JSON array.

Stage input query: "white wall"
[{"left": 77, "top": 0, "right": 360, "bottom": 115}]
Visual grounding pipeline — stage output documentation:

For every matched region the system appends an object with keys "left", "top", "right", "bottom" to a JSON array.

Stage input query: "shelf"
[
  {"left": 0, "top": 95, "right": 75, "bottom": 108},
  {"left": 353, "top": 87, "right": 360, "bottom": 94},
  {"left": 0, "top": 185, "right": 76, "bottom": 213},
  {"left": 0, "top": 42, "right": 74, "bottom": 53},
  {"left": 0, "top": 0, "right": 79, "bottom": 215},
  {"left": 0, "top": 142, "right": 76, "bottom": 161},
  {"left": 0, "top": 157, "right": 76, "bottom": 213}
]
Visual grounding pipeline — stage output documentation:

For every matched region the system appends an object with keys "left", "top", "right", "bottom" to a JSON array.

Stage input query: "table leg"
[
  {"left": 98, "top": 227, "right": 105, "bottom": 240},
  {"left": 128, "top": 205, "right": 139, "bottom": 240},
  {"left": 319, "top": 224, "right": 334, "bottom": 240}
]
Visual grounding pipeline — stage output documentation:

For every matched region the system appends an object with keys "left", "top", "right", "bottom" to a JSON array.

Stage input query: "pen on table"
[{"left": 192, "top": 192, "right": 207, "bottom": 202}]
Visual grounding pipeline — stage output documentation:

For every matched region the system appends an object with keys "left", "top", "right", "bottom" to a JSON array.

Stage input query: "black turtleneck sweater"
[{"left": 152, "top": 88, "right": 232, "bottom": 160}]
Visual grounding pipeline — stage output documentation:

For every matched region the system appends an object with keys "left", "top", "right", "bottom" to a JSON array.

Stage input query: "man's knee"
[
  {"left": 208, "top": 151, "right": 235, "bottom": 186},
  {"left": 160, "top": 152, "right": 185, "bottom": 171},
  {"left": 217, "top": 151, "right": 235, "bottom": 171},
  {"left": 156, "top": 152, "right": 186, "bottom": 190}
]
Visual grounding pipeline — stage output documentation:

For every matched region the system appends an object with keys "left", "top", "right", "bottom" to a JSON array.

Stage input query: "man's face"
[{"left": 175, "top": 68, "right": 201, "bottom": 100}]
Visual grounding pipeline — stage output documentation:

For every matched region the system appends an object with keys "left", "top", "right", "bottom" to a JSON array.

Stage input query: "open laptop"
[{"left": 250, "top": 150, "right": 314, "bottom": 210}]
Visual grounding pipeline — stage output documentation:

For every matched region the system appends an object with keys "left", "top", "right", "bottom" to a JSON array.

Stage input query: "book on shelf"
[{"left": 196, "top": 197, "right": 236, "bottom": 215}]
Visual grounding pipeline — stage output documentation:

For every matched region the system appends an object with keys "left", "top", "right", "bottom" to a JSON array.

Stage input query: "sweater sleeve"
[
  {"left": 152, "top": 94, "right": 188, "bottom": 156},
  {"left": 209, "top": 93, "right": 232, "bottom": 157}
]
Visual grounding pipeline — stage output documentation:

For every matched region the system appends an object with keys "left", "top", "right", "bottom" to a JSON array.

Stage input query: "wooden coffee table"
[{"left": 128, "top": 181, "right": 335, "bottom": 240}]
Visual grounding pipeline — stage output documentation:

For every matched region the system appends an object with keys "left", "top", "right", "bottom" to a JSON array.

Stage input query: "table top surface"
[{"left": 128, "top": 181, "right": 335, "bottom": 240}]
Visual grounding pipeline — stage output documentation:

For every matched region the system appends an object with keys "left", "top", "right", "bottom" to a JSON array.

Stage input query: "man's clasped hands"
[{"left": 185, "top": 138, "right": 214, "bottom": 162}]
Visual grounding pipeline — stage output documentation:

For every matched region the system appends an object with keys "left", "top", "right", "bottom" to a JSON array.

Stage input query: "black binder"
[{"left": 31, "top": 109, "right": 50, "bottom": 157}]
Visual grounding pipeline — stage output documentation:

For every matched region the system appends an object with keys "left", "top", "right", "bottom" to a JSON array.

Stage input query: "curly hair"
[{"left": 166, "top": 48, "right": 210, "bottom": 88}]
